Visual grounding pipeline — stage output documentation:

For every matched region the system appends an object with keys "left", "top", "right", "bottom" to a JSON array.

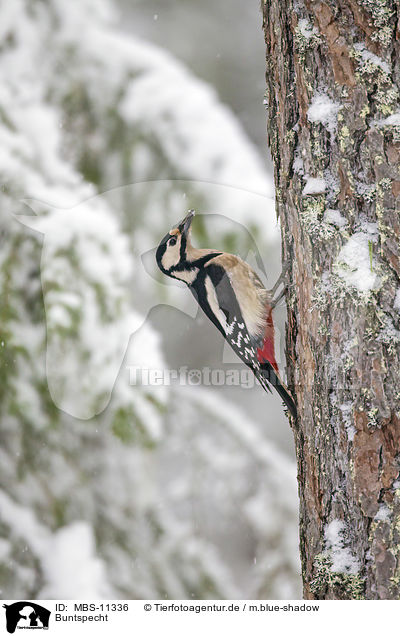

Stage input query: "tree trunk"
[{"left": 262, "top": 0, "right": 400, "bottom": 599}]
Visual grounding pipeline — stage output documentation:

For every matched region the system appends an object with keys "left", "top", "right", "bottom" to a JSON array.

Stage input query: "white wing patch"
[{"left": 205, "top": 275, "right": 228, "bottom": 332}]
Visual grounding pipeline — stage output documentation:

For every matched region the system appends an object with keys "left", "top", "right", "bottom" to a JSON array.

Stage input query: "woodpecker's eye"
[{"left": 169, "top": 236, "right": 177, "bottom": 246}]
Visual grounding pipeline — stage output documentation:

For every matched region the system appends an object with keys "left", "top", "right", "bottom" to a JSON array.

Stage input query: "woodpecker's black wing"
[
  {"left": 198, "top": 263, "right": 263, "bottom": 368},
  {"left": 191, "top": 263, "right": 297, "bottom": 419}
]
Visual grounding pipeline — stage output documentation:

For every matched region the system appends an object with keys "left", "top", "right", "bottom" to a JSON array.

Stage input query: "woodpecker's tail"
[{"left": 257, "top": 362, "right": 297, "bottom": 420}]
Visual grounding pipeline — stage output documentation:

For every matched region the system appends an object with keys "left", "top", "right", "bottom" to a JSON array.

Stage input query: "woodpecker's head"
[
  {"left": 156, "top": 210, "right": 222, "bottom": 285},
  {"left": 156, "top": 209, "right": 196, "bottom": 279}
]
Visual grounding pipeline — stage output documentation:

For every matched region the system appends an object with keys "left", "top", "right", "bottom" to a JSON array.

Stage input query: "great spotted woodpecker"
[{"left": 156, "top": 210, "right": 297, "bottom": 419}]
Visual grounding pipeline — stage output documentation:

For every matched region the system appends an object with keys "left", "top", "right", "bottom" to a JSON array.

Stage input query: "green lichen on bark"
[
  {"left": 357, "top": 0, "right": 395, "bottom": 46},
  {"left": 310, "top": 553, "right": 365, "bottom": 599}
]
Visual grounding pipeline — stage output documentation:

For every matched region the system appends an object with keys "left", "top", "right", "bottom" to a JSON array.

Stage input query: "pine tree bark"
[{"left": 262, "top": 0, "right": 400, "bottom": 599}]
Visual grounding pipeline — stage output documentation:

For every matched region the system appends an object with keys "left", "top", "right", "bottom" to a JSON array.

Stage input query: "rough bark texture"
[{"left": 262, "top": 0, "right": 400, "bottom": 599}]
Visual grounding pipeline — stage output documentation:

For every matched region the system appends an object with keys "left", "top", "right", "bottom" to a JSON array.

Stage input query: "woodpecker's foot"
[
  {"left": 269, "top": 262, "right": 290, "bottom": 302},
  {"left": 270, "top": 287, "right": 286, "bottom": 309}
]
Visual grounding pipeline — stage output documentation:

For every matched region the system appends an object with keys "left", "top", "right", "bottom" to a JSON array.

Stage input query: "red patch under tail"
[{"left": 256, "top": 307, "right": 279, "bottom": 373}]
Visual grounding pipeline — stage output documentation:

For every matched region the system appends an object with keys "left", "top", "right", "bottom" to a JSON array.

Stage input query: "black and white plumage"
[{"left": 156, "top": 210, "right": 297, "bottom": 419}]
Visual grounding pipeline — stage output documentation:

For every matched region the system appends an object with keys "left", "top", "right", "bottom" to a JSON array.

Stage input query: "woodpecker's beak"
[{"left": 178, "top": 209, "right": 195, "bottom": 236}]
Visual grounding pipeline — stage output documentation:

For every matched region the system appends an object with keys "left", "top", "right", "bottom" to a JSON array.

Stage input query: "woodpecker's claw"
[
  {"left": 269, "top": 261, "right": 290, "bottom": 303},
  {"left": 270, "top": 287, "right": 286, "bottom": 309}
]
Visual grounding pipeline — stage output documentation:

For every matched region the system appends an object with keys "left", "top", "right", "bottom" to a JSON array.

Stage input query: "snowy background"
[{"left": 0, "top": 0, "right": 301, "bottom": 598}]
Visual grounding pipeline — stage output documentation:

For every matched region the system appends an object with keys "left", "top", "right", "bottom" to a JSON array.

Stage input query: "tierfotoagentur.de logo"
[
  {"left": 127, "top": 365, "right": 261, "bottom": 388},
  {"left": 2, "top": 603, "right": 51, "bottom": 633}
]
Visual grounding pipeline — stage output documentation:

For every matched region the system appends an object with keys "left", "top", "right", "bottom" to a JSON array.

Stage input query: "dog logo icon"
[{"left": 2, "top": 602, "right": 51, "bottom": 633}]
